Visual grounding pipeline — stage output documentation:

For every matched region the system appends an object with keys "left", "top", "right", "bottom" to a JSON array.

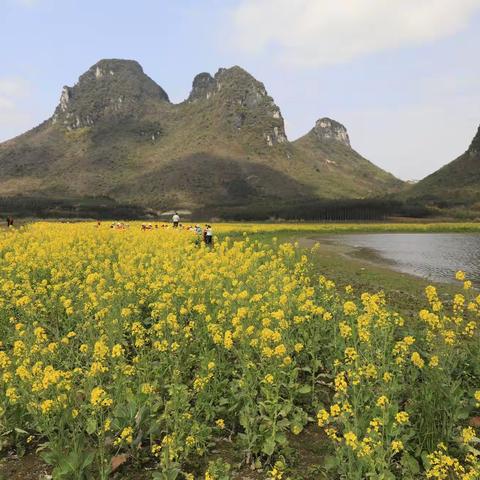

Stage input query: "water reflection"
[{"left": 325, "top": 233, "right": 480, "bottom": 283}]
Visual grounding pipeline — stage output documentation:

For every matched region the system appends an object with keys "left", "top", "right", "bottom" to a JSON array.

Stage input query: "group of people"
[
  {"left": 109, "top": 222, "right": 129, "bottom": 229},
  {"left": 105, "top": 212, "right": 214, "bottom": 247},
  {"left": 173, "top": 213, "right": 214, "bottom": 246},
  {"left": 191, "top": 223, "right": 213, "bottom": 246}
]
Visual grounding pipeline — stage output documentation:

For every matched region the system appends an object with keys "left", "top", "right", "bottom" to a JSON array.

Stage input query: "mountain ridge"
[
  {"left": 404, "top": 124, "right": 480, "bottom": 210},
  {"left": 0, "top": 58, "right": 403, "bottom": 216}
]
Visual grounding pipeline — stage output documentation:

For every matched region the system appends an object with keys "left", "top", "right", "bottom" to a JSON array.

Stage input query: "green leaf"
[
  {"left": 262, "top": 437, "right": 276, "bottom": 456},
  {"left": 277, "top": 418, "right": 290, "bottom": 429},
  {"left": 54, "top": 451, "right": 79, "bottom": 477},
  {"left": 456, "top": 407, "right": 470, "bottom": 420},
  {"left": 401, "top": 453, "right": 420, "bottom": 475},
  {"left": 40, "top": 448, "right": 59, "bottom": 466},
  {"left": 278, "top": 404, "right": 292, "bottom": 416},
  {"left": 297, "top": 385, "right": 312, "bottom": 394},
  {"left": 323, "top": 454, "right": 338, "bottom": 471},
  {"left": 86, "top": 417, "right": 97, "bottom": 435},
  {"left": 16, "top": 444, "right": 26, "bottom": 458},
  {"left": 152, "top": 465, "right": 181, "bottom": 479},
  {"left": 379, "top": 472, "right": 396, "bottom": 480},
  {"left": 81, "top": 450, "right": 95, "bottom": 469}
]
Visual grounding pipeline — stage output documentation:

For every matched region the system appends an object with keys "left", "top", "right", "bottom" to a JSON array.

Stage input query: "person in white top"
[
  {"left": 172, "top": 212, "right": 180, "bottom": 228},
  {"left": 205, "top": 225, "right": 213, "bottom": 245}
]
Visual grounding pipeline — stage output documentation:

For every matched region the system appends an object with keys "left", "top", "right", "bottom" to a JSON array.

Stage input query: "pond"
[{"left": 323, "top": 233, "right": 480, "bottom": 284}]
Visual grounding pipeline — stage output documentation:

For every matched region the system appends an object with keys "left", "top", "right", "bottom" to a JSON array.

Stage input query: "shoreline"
[{"left": 291, "top": 234, "right": 460, "bottom": 317}]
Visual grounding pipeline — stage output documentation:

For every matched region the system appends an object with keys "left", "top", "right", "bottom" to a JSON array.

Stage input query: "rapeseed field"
[{"left": 0, "top": 222, "right": 479, "bottom": 479}]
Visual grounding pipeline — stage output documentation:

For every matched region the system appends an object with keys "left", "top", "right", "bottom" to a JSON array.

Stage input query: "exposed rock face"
[
  {"left": 52, "top": 59, "right": 170, "bottom": 130},
  {"left": 188, "top": 72, "right": 216, "bottom": 101},
  {"left": 58, "top": 86, "right": 71, "bottom": 112},
  {"left": 311, "top": 117, "right": 351, "bottom": 147},
  {"left": 186, "top": 66, "right": 288, "bottom": 145},
  {"left": 209, "top": 66, "right": 288, "bottom": 146}
]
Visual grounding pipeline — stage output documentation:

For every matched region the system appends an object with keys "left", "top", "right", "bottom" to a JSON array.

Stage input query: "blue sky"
[{"left": 1, "top": 0, "right": 479, "bottom": 180}]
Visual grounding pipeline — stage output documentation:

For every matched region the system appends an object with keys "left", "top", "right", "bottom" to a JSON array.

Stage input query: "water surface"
[{"left": 323, "top": 233, "right": 480, "bottom": 283}]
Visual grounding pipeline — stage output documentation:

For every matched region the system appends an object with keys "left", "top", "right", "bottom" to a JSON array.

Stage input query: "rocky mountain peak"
[
  {"left": 311, "top": 117, "right": 351, "bottom": 147},
  {"left": 188, "top": 66, "right": 267, "bottom": 102},
  {"left": 187, "top": 65, "right": 287, "bottom": 146},
  {"left": 468, "top": 124, "right": 480, "bottom": 154},
  {"left": 188, "top": 72, "right": 216, "bottom": 102},
  {"left": 213, "top": 65, "right": 269, "bottom": 99},
  {"left": 215, "top": 66, "right": 287, "bottom": 146},
  {"left": 52, "top": 59, "right": 169, "bottom": 130}
]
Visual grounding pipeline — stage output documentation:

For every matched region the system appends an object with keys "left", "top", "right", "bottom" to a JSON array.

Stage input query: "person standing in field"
[
  {"left": 205, "top": 224, "right": 213, "bottom": 246},
  {"left": 172, "top": 212, "right": 180, "bottom": 228},
  {"left": 194, "top": 225, "right": 202, "bottom": 246}
]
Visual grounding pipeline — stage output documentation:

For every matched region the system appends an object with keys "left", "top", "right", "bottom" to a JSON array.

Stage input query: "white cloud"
[
  {"left": 229, "top": 0, "right": 480, "bottom": 66},
  {"left": 0, "top": 77, "right": 34, "bottom": 142}
]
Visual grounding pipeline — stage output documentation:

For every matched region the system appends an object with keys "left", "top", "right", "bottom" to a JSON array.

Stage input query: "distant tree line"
[
  {"left": 198, "top": 199, "right": 433, "bottom": 221},
  {"left": 0, "top": 195, "right": 433, "bottom": 221},
  {"left": 0, "top": 196, "right": 152, "bottom": 220}
]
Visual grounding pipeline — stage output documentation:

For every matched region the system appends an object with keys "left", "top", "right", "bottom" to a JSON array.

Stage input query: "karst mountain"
[{"left": 0, "top": 59, "right": 403, "bottom": 216}]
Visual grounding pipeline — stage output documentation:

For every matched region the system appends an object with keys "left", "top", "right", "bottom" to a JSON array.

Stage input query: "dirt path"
[{"left": 0, "top": 453, "right": 51, "bottom": 480}]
